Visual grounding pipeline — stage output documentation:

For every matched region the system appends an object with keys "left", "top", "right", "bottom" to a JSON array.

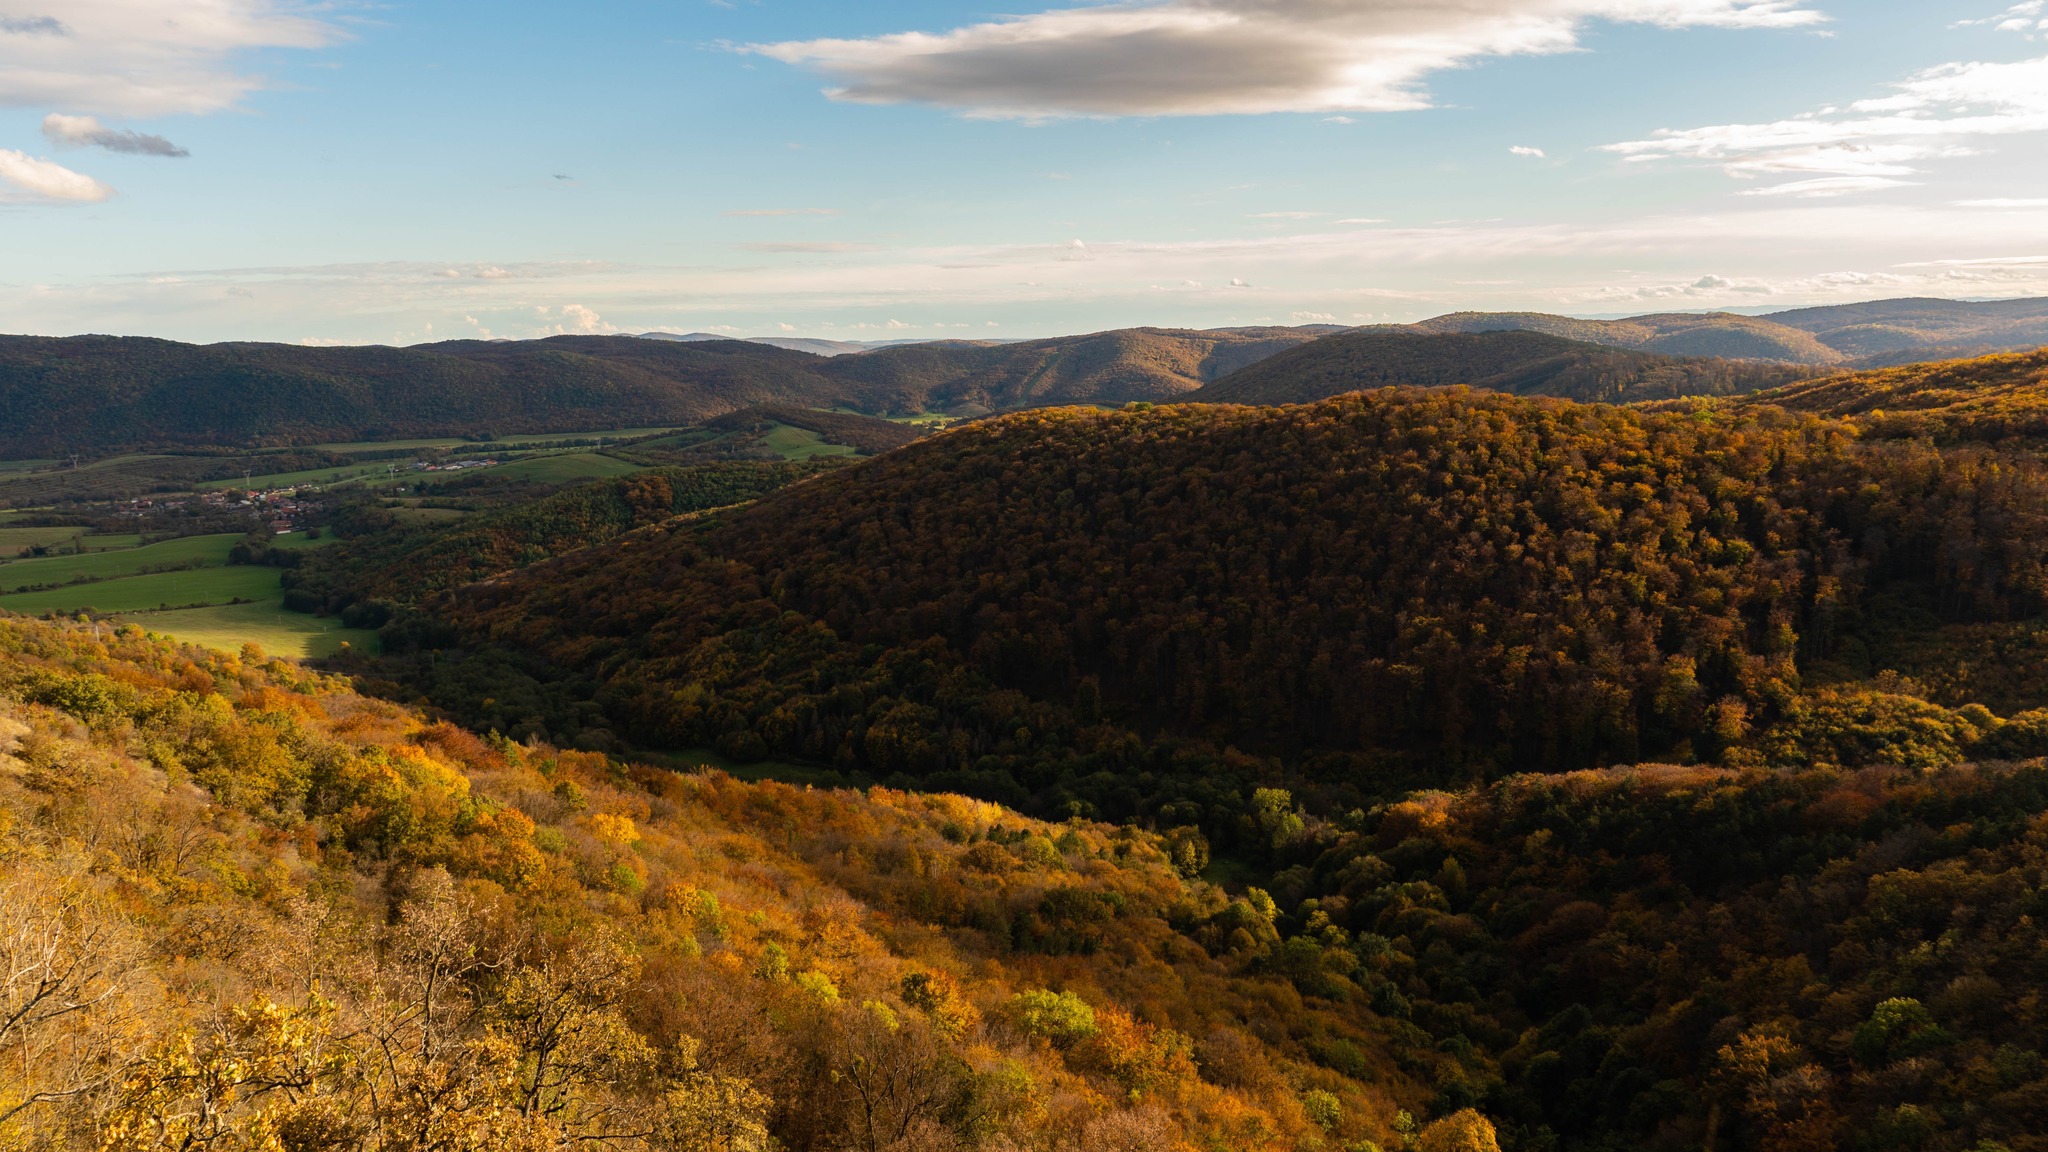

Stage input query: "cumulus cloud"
[
  {"left": 749, "top": 0, "right": 1823, "bottom": 120},
  {"left": 0, "top": 0, "right": 338, "bottom": 117},
  {"left": 0, "top": 147, "right": 111, "bottom": 200},
  {"left": 1605, "top": 55, "right": 2048, "bottom": 196},
  {"left": 42, "top": 112, "right": 186, "bottom": 156},
  {"left": 1510, "top": 145, "right": 1546, "bottom": 157},
  {"left": 537, "top": 304, "right": 617, "bottom": 335}
]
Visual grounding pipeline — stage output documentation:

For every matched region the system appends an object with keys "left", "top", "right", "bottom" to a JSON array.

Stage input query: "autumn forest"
[{"left": 11, "top": 325, "right": 2048, "bottom": 1152}]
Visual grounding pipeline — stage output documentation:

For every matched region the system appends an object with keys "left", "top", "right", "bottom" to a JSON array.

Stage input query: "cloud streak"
[
  {"left": 750, "top": 0, "right": 1824, "bottom": 120},
  {"left": 0, "top": 0, "right": 339, "bottom": 117},
  {"left": 42, "top": 112, "right": 187, "bottom": 156},
  {"left": 0, "top": 147, "right": 111, "bottom": 200},
  {"left": 1605, "top": 55, "right": 2048, "bottom": 195}
]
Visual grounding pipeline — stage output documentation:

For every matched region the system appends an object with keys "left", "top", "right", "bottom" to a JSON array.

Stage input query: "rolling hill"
[
  {"left": 820, "top": 326, "right": 1332, "bottom": 415},
  {"left": 1764, "top": 295, "right": 2048, "bottom": 357},
  {"left": 0, "top": 334, "right": 850, "bottom": 456},
  {"left": 1404, "top": 311, "right": 1846, "bottom": 364},
  {"left": 1191, "top": 330, "right": 1811, "bottom": 406},
  {"left": 0, "top": 327, "right": 1328, "bottom": 455},
  {"left": 1705, "top": 346, "right": 2048, "bottom": 442},
  {"left": 394, "top": 386, "right": 2048, "bottom": 794},
  {"left": 342, "top": 382, "right": 2048, "bottom": 1150}
]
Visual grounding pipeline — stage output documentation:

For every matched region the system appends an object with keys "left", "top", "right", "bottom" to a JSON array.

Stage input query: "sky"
[{"left": 1, "top": 0, "right": 2046, "bottom": 345}]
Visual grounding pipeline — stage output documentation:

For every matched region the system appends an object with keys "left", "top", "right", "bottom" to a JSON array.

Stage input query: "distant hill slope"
[
  {"left": 0, "top": 327, "right": 1327, "bottom": 455},
  {"left": 1710, "top": 347, "right": 2048, "bottom": 442},
  {"left": 1192, "top": 330, "right": 1810, "bottom": 406},
  {"left": 695, "top": 404, "right": 925, "bottom": 455},
  {"left": 636, "top": 331, "right": 876, "bottom": 356},
  {"left": 1406, "top": 311, "right": 1846, "bottom": 364},
  {"left": 401, "top": 388, "right": 2048, "bottom": 788},
  {"left": 0, "top": 334, "right": 850, "bottom": 455},
  {"left": 1761, "top": 296, "right": 2048, "bottom": 357},
  {"left": 283, "top": 460, "right": 841, "bottom": 614},
  {"left": 821, "top": 326, "right": 1327, "bottom": 415}
]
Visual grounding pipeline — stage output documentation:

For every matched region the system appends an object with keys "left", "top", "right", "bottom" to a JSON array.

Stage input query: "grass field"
[
  {"left": 0, "top": 534, "right": 243, "bottom": 588},
  {"left": 137, "top": 600, "right": 379, "bottom": 660},
  {"left": 197, "top": 462, "right": 400, "bottom": 491},
  {"left": 0, "top": 527, "right": 145, "bottom": 556},
  {"left": 761, "top": 425, "right": 859, "bottom": 460},
  {"left": 0, "top": 460, "right": 54, "bottom": 473},
  {"left": 0, "top": 565, "right": 282, "bottom": 615},
  {"left": 485, "top": 453, "right": 645, "bottom": 484},
  {"left": 309, "top": 428, "right": 683, "bottom": 453}
]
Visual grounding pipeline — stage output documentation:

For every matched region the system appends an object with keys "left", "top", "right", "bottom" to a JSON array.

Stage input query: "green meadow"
[
  {"left": 0, "top": 533, "right": 244, "bottom": 587},
  {"left": 138, "top": 600, "right": 380, "bottom": 660},
  {"left": 0, "top": 565, "right": 283, "bottom": 615}
]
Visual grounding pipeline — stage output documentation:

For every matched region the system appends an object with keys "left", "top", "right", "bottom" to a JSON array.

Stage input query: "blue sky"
[{"left": 2, "top": 0, "right": 2046, "bottom": 344}]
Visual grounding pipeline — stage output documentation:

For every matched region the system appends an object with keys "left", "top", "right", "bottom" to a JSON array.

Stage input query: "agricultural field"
[
  {"left": 307, "top": 427, "right": 682, "bottom": 453},
  {"left": 196, "top": 461, "right": 406, "bottom": 491},
  {"left": 760, "top": 424, "right": 858, "bottom": 459},
  {"left": 0, "top": 533, "right": 243, "bottom": 588},
  {"left": 138, "top": 599, "right": 379, "bottom": 659},
  {"left": 482, "top": 452, "right": 646, "bottom": 484},
  {"left": 0, "top": 527, "right": 144, "bottom": 556},
  {"left": 0, "top": 564, "right": 285, "bottom": 615}
]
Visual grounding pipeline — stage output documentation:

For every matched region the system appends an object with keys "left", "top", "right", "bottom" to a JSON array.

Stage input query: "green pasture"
[
  {"left": 198, "top": 462, "right": 399, "bottom": 491},
  {"left": 139, "top": 600, "right": 379, "bottom": 660},
  {"left": 485, "top": 453, "right": 645, "bottom": 484},
  {"left": 0, "top": 527, "right": 143, "bottom": 556},
  {"left": 0, "top": 565, "right": 281, "bottom": 615},
  {"left": 309, "top": 427, "right": 681, "bottom": 453},
  {"left": 760, "top": 425, "right": 858, "bottom": 460},
  {"left": 0, "top": 533, "right": 243, "bottom": 587}
]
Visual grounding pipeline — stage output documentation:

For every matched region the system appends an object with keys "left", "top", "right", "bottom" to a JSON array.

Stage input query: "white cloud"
[
  {"left": 750, "top": 0, "right": 1824, "bottom": 120},
  {"left": 42, "top": 112, "right": 185, "bottom": 156},
  {"left": 0, "top": 0, "right": 339, "bottom": 117},
  {"left": 1959, "top": 1, "right": 2046, "bottom": 35},
  {"left": 1606, "top": 55, "right": 2048, "bottom": 196},
  {"left": 1291, "top": 310, "right": 1337, "bottom": 322},
  {"left": 542, "top": 304, "right": 617, "bottom": 335},
  {"left": 1958, "top": 197, "right": 2048, "bottom": 207},
  {"left": 0, "top": 148, "right": 111, "bottom": 201},
  {"left": 1510, "top": 145, "right": 1546, "bottom": 157},
  {"left": 1740, "top": 175, "right": 1918, "bottom": 197}
]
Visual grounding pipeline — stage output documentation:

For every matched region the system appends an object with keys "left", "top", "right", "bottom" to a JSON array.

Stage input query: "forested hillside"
[
  {"left": 1709, "top": 347, "right": 2048, "bottom": 443},
  {"left": 1766, "top": 296, "right": 2048, "bottom": 358},
  {"left": 825, "top": 327, "right": 1330, "bottom": 415},
  {"left": 0, "top": 334, "right": 860, "bottom": 454},
  {"left": 395, "top": 386, "right": 2048, "bottom": 798},
  {"left": 0, "top": 328, "right": 1321, "bottom": 455},
  {"left": 0, "top": 614, "right": 1435, "bottom": 1151},
  {"left": 278, "top": 461, "right": 843, "bottom": 618},
  {"left": 1405, "top": 312, "right": 1844, "bottom": 364},
  {"left": 1193, "top": 331, "right": 1809, "bottom": 406}
]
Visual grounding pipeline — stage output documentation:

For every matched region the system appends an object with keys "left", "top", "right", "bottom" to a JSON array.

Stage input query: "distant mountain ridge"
[
  {"left": 1390, "top": 297, "right": 2048, "bottom": 365},
  {"left": 1193, "top": 330, "right": 1813, "bottom": 406},
  {"left": 0, "top": 326, "right": 1328, "bottom": 455},
  {"left": 5, "top": 298, "right": 2043, "bottom": 456}
]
